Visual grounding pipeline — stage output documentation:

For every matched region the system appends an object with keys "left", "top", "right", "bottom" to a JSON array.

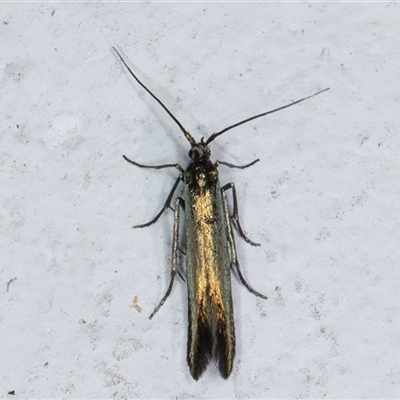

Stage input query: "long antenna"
[
  {"left": 113, "top": 47, "right": 195, "bottom": 145},
  {"left": 206, "top": 87, "right": 330, "bottom": 145}
]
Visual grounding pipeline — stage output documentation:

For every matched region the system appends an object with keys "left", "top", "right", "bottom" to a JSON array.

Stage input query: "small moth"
[{"left": 114, "top": 47, "right": 328, "bottom": 380}]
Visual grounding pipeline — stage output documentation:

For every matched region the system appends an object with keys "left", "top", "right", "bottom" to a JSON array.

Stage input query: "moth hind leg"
[
  {"left": 149, "top": 197, "right": 182, "bottom": 319},
  {"left": 221, "top": 190, "right": 268, "bottom": 300}
]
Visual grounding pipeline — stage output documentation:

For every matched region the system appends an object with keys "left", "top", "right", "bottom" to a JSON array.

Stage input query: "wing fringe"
[{"left": 187, "top": 298, "right": 235, "bottom": 380}]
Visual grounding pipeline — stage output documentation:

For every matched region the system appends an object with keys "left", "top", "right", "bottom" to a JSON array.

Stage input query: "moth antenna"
[
  {"left": 113, "top": 47, "right": 195, "bottom": 145},
  {"left": 206, "top": 87, "right": 330, "bottom": 145}
]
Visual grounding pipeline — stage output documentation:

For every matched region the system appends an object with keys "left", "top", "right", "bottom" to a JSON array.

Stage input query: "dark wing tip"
[
  {"left": 187, "top": 295, "right": 235, "bottom": 379},
  {"left": 190, "top": 364, "right": 206, "bottom": 381},
  {"left": 214, "top": 319, "right": 235, "bottom": 379},
  {"left": 187, "top": 318, "right": 212, "bottom": 380}
]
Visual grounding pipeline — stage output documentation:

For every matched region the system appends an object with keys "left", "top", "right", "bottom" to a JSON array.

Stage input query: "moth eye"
[{"left": 188, "top": 150, "right": 193, "bottom": 158}]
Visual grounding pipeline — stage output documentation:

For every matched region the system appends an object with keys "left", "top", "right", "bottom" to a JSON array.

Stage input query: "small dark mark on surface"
[
  {"left": 6, "top": 277, "right": 17, "bottom": 292},
  {"left": 129, "top": 296, "right": 143, "bottom": 313}
]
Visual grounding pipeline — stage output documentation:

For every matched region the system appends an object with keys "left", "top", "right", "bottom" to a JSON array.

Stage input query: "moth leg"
[
  {"left": 123, "top": 155, "right": 185, "bottom": 173},
  {"left": 222, "top": 190, "right": 268, "bottom": 300},
  {"left": 133, "top": 174, "right": 183, "bottom": 228},
  {"left": 175, "top": 197, "right": 186, "bottom": 282},
  {"left": 221, "top": 183, "right": 260, "bottom": 247},
  {"left": 216, "top": 158, "right": 259, "bottom": 169},
  {"left": 149, "top": 197, "right": 181, "bottom": 319}
]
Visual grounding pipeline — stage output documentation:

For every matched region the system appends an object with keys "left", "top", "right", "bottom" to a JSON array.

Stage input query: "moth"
[{"left": 114, "top": 47, "right": 329, "bottom": 380}]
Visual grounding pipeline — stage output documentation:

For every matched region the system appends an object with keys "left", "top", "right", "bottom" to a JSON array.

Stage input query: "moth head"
[{"left": 188, "top": 139, "right": 211, "bottom": 162}]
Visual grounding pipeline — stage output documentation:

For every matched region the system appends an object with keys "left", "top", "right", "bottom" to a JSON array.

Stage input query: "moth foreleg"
[
  {"left": 123, "top": 155, "right": 184, "bottom": 173},
  {"left": 216, "top": 158, "right": 259, "bottom": 169}
]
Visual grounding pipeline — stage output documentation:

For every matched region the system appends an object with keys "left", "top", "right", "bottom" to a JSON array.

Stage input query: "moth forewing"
[{"left": 184, "top": 148, "right": 235, "bottom": 380}]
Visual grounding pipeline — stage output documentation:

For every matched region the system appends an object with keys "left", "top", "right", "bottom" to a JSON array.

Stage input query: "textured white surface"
[{"left": 1, "top": 2, "right": 400, "bottom": 398}]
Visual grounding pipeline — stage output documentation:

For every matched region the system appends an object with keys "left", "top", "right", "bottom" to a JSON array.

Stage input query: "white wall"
[{"left": 1, "top": 2, "right": 399, "bottom": 398}]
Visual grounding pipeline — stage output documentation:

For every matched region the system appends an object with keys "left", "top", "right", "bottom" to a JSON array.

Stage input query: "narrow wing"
[{"left": 185, "top": 179, "right": 235, "bottom": 380}]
